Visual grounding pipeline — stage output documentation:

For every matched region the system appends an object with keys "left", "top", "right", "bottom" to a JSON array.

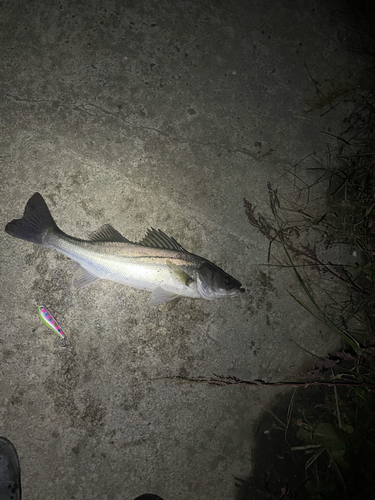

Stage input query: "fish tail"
[{"left": 5, "top": 193, "right": 60, "bottom": 245}]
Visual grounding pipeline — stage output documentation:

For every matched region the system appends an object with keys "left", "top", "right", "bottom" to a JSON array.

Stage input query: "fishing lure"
[{"left": 38, "top": 305, "right": 66, "bottom": 339}]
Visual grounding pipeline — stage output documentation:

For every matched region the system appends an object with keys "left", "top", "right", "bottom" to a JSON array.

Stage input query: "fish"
[
  {"left": 5, "top": 193, "right": 245, "bottom": 306},
  {"left": 38, "top": 305, "right": 67, "bottom": 339}
]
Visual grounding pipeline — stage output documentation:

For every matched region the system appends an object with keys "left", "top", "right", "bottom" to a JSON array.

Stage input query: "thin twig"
[
  {"left": 167, "top": 374, "right": 375, "bottom": 388},
  {"left": 332, "top": 368, "right": 342, "bottom": 429}
]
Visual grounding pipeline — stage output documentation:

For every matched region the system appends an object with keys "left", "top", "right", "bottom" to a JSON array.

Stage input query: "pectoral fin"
[
  {"left": 166, "top": 260, "right": 194, "bottom": 287},
  {"left": 149, "top": 287, "right": 179, "bottom": 307}
]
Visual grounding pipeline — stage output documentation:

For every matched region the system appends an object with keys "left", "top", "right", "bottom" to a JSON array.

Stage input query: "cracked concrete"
[{"left": 0, "top": 0, "right": 366, "bottom": 498}]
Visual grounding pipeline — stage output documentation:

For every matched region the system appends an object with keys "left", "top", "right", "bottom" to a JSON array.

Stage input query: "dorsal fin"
[
  {"left": 138, "top": 228, "right": 185, "bottom": 251},
  {"left": 88, "top": 224, "right": 131, "bottom": 243}
]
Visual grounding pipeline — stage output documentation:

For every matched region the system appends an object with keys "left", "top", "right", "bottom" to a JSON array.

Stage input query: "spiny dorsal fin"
[
  {"left": 88, "top": 224, "right": 131, "bottom": 243},
  {"left": 138, "top": 228, "right": 185, "bottom": 251}
]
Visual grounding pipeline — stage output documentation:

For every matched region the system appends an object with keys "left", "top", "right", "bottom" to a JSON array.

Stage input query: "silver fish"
[{"left": 5, "top": 193, "right": 244, "bottom": 306}]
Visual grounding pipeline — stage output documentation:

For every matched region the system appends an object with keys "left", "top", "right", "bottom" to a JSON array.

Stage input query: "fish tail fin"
[{"left": 5, "top": 193, "right": 60, "bottom": 245}]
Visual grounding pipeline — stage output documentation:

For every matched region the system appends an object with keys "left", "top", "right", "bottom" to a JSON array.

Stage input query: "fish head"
[{"left": 196, "top": 261, "right": 245, "bottom": 300}]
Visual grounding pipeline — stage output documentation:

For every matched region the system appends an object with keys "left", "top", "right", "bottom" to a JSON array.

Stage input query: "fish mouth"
[{"left": 227, "top": 286, "right": 245, "bottom": 296}]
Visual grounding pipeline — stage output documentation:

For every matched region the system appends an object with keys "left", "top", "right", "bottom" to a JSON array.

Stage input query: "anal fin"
[{"left": 73, "top": 266, "right": 101, "bottom": 288}]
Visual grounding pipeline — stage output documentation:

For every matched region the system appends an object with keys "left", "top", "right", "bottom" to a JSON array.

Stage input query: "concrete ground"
[{"left": 0, "top": 1, "right": 365, "bottom": 499}]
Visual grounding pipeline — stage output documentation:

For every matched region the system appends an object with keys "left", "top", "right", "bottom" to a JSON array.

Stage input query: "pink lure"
[{"left": 38, "top": 305, "right": 66, "bottom": 339}]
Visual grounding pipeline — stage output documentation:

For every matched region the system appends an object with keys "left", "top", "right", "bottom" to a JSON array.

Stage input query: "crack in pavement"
[{"left": 5, "top": 93, "right": 259, "bottom": 160}]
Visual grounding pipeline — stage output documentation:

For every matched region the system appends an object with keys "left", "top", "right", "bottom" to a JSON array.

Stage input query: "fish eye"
[{"left": 224, "top": 277, "right": 231, "bottom": 285}]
